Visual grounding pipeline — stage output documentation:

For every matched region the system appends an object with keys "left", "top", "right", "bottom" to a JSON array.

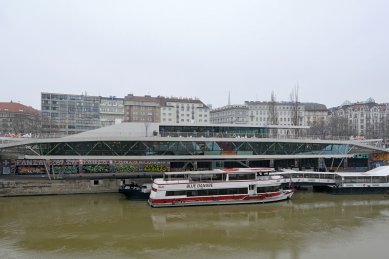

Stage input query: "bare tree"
[
  {"left": 289, "top": 84, "right": 300, "bottom": 136},
  {"left": 307, "top": 119, "right": 329, "bottom": 139},
  {"left": 289, "top": 84, "right": 300, "bottom": 126},
  {"left": 268, "top": 91, "right": 278, "bottom": 137},
  {"left": 328, "top": 111, "right": 355, "bottom": 138},
  {"left": 10, "top": 112, "right": 42, "bottom": 137}
]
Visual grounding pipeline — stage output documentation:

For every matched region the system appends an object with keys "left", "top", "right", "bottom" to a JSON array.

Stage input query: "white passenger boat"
[
  {"left": 322, "top": 166, "right": 389, "bottom": 194},
  {"left": 148, "top": 168, "right": 294, "bottom": 208}
]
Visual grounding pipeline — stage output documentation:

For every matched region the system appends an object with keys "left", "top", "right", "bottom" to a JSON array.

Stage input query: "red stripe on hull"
[{"left": 149, "top": 191, "right": 284, "bottom": 205}]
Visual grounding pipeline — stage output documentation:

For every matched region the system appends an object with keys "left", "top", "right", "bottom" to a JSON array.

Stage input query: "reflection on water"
[{"left": 1, "top": 192, "right": 389, "bottom": 258}]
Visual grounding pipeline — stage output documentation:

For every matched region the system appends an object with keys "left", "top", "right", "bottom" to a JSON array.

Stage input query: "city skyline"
[
  {"left": 1, "top": 1, "right": 388, "bottom": 110},
  {"left": 0, "top": 91, "right": 386, "bottom": 111}
]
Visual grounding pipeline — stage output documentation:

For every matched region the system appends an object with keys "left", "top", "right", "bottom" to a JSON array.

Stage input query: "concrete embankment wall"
[{"left": 0, "top": 178, "right": 125, "bottom": 197}]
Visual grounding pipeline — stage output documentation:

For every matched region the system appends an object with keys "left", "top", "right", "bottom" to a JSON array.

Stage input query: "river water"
[{"left": 1, "top": 192, "right": 389, "bottom": 259}]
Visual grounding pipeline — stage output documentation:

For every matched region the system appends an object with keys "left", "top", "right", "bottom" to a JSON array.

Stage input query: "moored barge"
[{"left": 318, "top": 166, "right": 389, "bottom": 194}]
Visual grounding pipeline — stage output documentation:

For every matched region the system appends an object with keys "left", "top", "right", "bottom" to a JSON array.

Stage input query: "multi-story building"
[
  {"left": 41, "top": 92, "right": 101, "bottom": 136},
  {"left": 245, "top": 101, "right": 305, "bottom": 127},
  {"left": 159, "top": 97, "right": 210, "bottom": 124},
  {"left": 210, "top": 105, "right": 249, "bottom": 124},
  {"left": 212, "top": 101, "right": 328, "bottom": 128},
  {"left": 0, "top": 102, "right": 41, "bottom": 136},
  {"left": 124, "top": 95, "right": 210, "bottom": 124},
  {"left": 329, "top": 99, "right": 388, "bottom": 138},
  {"left": 124, "top": 94, "right": 161, "bottom": 123},
  {"left": 100, "top": 96, "right": 124, "bottom": 127},
  {"left": 303, "top": 103, "right": 328, "bottom": 126}
]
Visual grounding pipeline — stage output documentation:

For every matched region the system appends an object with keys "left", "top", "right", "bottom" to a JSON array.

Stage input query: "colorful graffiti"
[
  {"left": 7, "top": 159, "right": 170, "bottom": 175},
  {"left": 52, "top": 166, "right": 78, "bottom": 174},
  {"left": 17, "top": 166, "right": 46, "bottom": 174},
  {"left": 111, "top": 165, "right": 135, "bottom": 173},
  {"left": 143, "top": 164, "right": 168, "bottom": 172},
  {"left": 83, "top": 165, "right": 109, "bottom": 173}
]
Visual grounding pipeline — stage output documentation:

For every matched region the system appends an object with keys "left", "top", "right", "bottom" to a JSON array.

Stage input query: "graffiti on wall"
[{"left": 10, "top": 159, "right": 170, "bottom": 174}]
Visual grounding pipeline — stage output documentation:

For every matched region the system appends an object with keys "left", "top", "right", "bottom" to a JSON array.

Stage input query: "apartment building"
[
  {"left": 159, "top": 97, "right": 210, "bottom": 124},
  {"left": 123, "top": 94, "right": 161, "bottom": 122},
  {"left": 124, "top": 95, "right": 210, "bottom": 124},
  {"left": 330, "top": 99, "right": 388, "bottom": 138},
  {"left": 210, "top": 105, "right": 249, "bottom": 124},
  {"left": 0, "top": 102, "right": 41, "bottom": 136},
  {"left": 41, "top": 92, "right": 101, "bottom": 136},
  {"left": 100, "top": 96, "right": 124, "bottom": 127},
  {"left": 245, "top": 101, "right": 305, "bottom": 126}
]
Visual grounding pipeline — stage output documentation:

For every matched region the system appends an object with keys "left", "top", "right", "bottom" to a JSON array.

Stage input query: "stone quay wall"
[{"left": 0, "top": 178, "right": 125, "bottom": 197}]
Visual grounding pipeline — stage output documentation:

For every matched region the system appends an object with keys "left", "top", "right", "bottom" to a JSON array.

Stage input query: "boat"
[
  {"left": 318, "top": 166, "right": 389, "bottom": 194},
  {"left": 148, "top": 168, "right": 294, "bottom": 208},
  {"left": 119, "top": 182, "right": 152, "bottom": 200}
]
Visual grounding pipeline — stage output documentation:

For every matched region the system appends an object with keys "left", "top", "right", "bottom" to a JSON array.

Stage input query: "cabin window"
[
  {"left": 292, "top": 173, "right": 304, "bottom": 178},
  {"left": 185, "top": 188, "right": 248, "bottom": 197},
  {"left": 228, "top": 173, "right": 255, "bottom": 181},
  {"left": 305, "top": 173, "right": 320, "bottom": 179},
  {"left": 257, "top": 186, "right": 279, "bottom": 193},
  {"left": 343, "top": 176, "right": 371, "bottom": 183},
  {"left": 372, "top": 177, "right": 386, "bottom": 183},
  {"left": 166, "top": 190, "right": 186, "bottom": 196},
  {"left": 321, "top": 174, "right": 335, "bottom": 180},
  {"left": 189, "top": 175, "right": 201, "bottom": 182},
  {"left": 211, "top": 174, "right": 223, "bottom": 181},
  {"left": 167, "top": 174, "right": 187, "bottom": 181},
  {"left": 199, "top": 174, "right": 213, "bottom": 182}
]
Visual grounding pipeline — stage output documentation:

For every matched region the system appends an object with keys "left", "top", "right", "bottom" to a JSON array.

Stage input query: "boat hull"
[
  {"left": 148, "top": 190, "right": 293, "bottom": 208},
  {"left": 316, "top": 185, "right": 389, "bottom": 195},
  {"left": 120, "top": 189, "right": 150, "bottom": 200},
  {"left": 119, "top": 185, "right": 150, "bottom": 200}
]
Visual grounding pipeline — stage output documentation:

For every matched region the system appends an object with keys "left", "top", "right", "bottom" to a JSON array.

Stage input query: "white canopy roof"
[{"left": 336, "top": 166, "right": 389, "bottom": 177}]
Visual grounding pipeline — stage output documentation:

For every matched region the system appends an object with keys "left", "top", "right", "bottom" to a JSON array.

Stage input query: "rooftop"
[{"left": 0, "top": 102, "right": 40, "bottom": 115}]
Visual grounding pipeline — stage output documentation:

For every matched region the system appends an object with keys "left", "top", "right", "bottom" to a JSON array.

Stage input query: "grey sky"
[{"left": 1, "top": 0, "right": 388, "bottom": 110}]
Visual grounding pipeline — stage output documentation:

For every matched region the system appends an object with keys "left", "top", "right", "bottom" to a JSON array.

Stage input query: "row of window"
[
  {"left": 165, "top": 186, "right": 280, "bottom": 197},
  {"left": 132, "top": 112, "right": 154, "bottom": 116},
  {"left": 100, "top": 108, "right": 124, "bottom": 113},
  {"left": 248, "top": 106, "right": 303, "bottom": 110},
  {"left": 165, "top": 188, "right": 248, "bottom": 197},
  {"left": 162, "top": 113, "right": 208, "bottom": 117}
]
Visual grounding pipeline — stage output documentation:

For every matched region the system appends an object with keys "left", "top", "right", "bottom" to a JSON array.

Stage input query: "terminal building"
[{"left": 1, "top": 123, "right": 388, "bottom": 177}]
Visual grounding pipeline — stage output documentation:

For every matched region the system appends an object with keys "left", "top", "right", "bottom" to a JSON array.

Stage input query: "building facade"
[
  {"left": 100, "top": 96, "right": 124, "bottom": 127},
  {"left": 41, "top": 92, "right": 101, "bottom": 136},
  {"left": 124, "top": 94, "right": 161, "bottom": 123},
  {"left": 211, "top": 101, "right": 329, "bottom": 128},
  {"left": 329, "top": 99, "right": 389, "bottom": 139},
  {"left": 245, "top": 101, "right": 306, "bottom": 127},
  {"left": 0, "top": 102, "right": 41, "bottom": 137},
  {"left": 124, "top": 95, "right": 210, "bottom": 124},
  {"left": 303, "top": 103, "right": 328, "bottom": 126},
  {"left": 210, "top": 105, "right": 249, "bottom": 124},
  {"left": 160, "top": 97, "right": 210, "bottom": 124}
]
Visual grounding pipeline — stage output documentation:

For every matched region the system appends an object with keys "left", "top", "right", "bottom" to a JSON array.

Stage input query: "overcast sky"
[{"left": 1, "top": 0, "right": 388, "bottom": 110}]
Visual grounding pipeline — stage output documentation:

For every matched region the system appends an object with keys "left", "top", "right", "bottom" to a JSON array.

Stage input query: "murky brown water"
[{"left": 1, "top": 192, "right": 389, "bottom": 259}]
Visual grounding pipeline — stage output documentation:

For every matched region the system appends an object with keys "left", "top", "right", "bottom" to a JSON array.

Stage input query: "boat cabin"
[
  {"left": 162, "top": 168, "right": 275, "bottom": 183},
  {"left": 334, "top": 166, "right": 389, "bottom": 186}
]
